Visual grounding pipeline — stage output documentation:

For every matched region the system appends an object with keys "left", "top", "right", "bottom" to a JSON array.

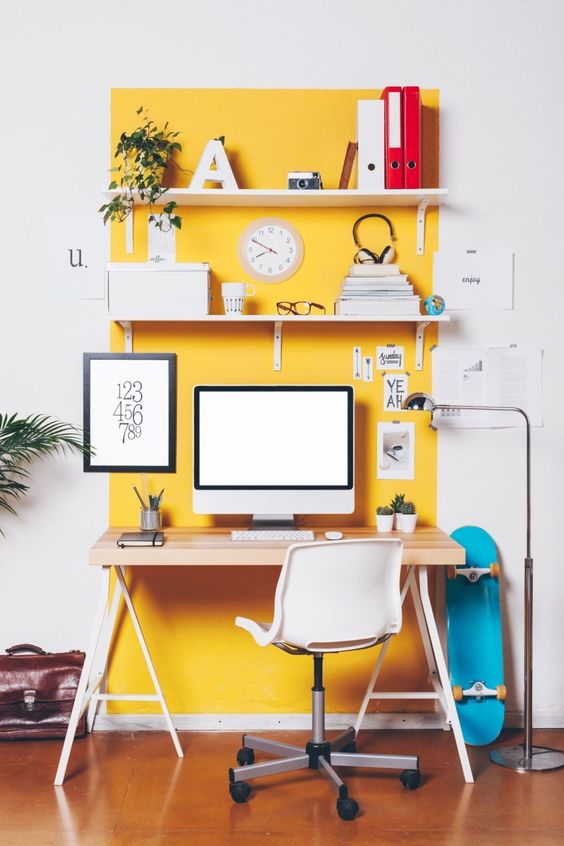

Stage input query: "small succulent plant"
[
  {"left": 377, "top": 505, "right": 394, "bottom": 516},
  {"left": 390, "top": 493, "right": 406, "bottom": 513},
  {"left": 400, "top": 501, "right": 416, "bottom": 515}
]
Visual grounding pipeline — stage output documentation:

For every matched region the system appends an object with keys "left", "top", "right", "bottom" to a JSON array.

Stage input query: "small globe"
[{"left": 424, "top": 295, "right": 446, "bottom": 316}]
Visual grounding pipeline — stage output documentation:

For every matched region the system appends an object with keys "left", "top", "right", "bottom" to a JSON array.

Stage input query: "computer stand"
[{"left": 250, "top": 514, "right": 297, "bottom": 529}]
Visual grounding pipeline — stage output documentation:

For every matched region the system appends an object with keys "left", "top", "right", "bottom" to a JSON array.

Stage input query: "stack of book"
[{"left": 335, "top": 264, "right": 421, "bottom": 316}]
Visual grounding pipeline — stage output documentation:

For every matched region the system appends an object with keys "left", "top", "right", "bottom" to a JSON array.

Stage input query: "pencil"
[{"left": 133, "top": 485, "right": 148, "bottom": 510}]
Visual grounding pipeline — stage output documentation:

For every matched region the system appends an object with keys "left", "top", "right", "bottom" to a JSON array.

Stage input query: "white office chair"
[{"left": 228, "top": 539, "right": 421, "bottom": 821}]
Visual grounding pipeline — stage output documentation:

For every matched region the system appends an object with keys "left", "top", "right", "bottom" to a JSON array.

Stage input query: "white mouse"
[{"left": 324, "top": 531, "right": 343, "bottom": 541}]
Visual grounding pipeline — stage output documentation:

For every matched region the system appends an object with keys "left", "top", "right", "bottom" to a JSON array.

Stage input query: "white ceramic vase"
[
  {"left": 376, "top": 513, "right": 395, "bottom": 533},
  {"left": 397, "top": 513, "right": 418, "bottom": 533}
]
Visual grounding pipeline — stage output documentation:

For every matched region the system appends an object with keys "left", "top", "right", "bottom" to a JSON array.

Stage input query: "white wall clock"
[{"left": 238, "top": 217, "right": 304, "bottom": 283}]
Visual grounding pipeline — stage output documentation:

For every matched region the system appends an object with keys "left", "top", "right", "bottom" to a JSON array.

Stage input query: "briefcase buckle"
[{"left": 23, "top": 689, "right": 37, "bottom": 711}]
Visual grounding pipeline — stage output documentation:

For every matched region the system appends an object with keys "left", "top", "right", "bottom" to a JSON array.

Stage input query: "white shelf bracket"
[
  {"left": 118, "top": 321, "right": 133, "bottom": 353},
  {"left": 415, "top": 321, "right": 430, "bottom": 370},
  {"left": 273, "top": 321, "right": 283, "bottom": 371},
  {"left": 416, "top": 199, "right": 430, "bottom": 256},
  {"left": 125, "top": 213, "right": 134, "bottom": 254}
]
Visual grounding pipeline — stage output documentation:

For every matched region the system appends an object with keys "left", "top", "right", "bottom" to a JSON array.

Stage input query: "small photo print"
[{"left": 377, "top": 421, "right": 415, "bottom": 480}]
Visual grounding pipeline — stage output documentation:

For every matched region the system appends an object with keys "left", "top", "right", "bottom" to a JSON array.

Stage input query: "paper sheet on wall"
[
  {"left": 147, "top": 215, "right": 176, "bottom": 264},
  {"left": 433, "top": 250, "right": 514, "bottom": 310},
  {"left": 383, "top": 373, "right": 409, "bottom": 411},
  {"left": 46, "top": 212, "right": 106, "bottom": 299},
  {"left": 432, "top": 345, "right": 543, "bottom": 427},
  {"left": 377, "top": 421, "right": 415, "bottom": 480}
]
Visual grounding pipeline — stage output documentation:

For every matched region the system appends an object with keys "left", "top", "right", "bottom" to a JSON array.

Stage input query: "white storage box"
[{"left": 107, "top": 263, "right": 210, "bottom": 320}]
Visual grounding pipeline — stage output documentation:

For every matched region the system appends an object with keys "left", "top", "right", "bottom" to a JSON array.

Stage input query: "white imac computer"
[{"left": 193, "top": 385, "right": 354, "bottom": 528}]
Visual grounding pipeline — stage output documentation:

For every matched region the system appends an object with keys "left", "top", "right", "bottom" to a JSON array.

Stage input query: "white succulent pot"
[
  {"left": 397, "top": 513, "right": 418, "bottom": 533},
  {"left": 376, "top": 513, "right": 395, "bottom": 533}
]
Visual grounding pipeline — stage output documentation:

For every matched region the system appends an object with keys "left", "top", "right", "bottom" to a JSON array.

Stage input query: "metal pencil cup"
[{"left": 140, "top": 509, "right": 162, "bottom": 531}]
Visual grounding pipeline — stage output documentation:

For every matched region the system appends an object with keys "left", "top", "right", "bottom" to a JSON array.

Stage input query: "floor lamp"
[{"left": 403, "top": 392, "right": 564, "bottom": 773}]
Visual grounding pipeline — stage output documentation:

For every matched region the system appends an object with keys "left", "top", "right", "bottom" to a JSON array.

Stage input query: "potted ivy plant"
[
  {"left": 375, "top": 505, "right": 394, "bottom": 533},
  {"left": 98, "top": 106, "right": 185, "bottom": 232},
  {"left": 0, "top": 413, "right": 88, "bottom": 534},
  {"left": 390, "top": 492, "right": 406, "bottom": 529},
  {"left": 397, "top": 501, "right": 418, "bottom": 533}
]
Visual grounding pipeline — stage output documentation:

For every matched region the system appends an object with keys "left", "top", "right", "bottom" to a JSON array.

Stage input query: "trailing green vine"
[{"left": 99, "top": 106, "right": 185, "bottom": 231}]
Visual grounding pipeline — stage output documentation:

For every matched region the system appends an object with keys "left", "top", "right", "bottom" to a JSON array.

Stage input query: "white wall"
[{"left": 1, "top": 0, "right": 563, "bottom": 724}]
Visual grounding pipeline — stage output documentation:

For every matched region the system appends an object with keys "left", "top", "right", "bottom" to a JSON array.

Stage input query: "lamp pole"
[{"left": 403, "top": 393, "right": 564, "bottom": 773}]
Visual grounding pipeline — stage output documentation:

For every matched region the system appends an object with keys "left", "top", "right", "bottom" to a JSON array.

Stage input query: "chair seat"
[{"left": 236, "top": 615, "right": 388, "bottom": 653}]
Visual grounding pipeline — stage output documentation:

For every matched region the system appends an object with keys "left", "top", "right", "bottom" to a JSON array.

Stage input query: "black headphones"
[{"left": 352, "top": 213, "right": 396, "bottom": 264}]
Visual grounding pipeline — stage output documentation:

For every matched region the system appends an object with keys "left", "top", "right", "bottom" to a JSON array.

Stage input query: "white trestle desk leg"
[
  {"left": 418, "top": 566, "right": 474, "bottom": 784},
  {"left": 86, "top": 570, "right": 123, "bottom": 731},
  {"left": 54, "top": 567, "right": 113, "bottom": 786},
  {"left": 354, "top": 572, "right": 411, "bottom": 735},
  {"left": 406, "top": 567, "right": 449, "bottom": 722},
  {"left": 114, "top": 566, "right": 183, "bottom": 758}
]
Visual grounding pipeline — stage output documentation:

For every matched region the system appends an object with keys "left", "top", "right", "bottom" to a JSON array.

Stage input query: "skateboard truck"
[
  {"left": 447, "top": 563, "right": 500, "bottom": 582},
  {"left": 452, "top": 681, "right": 507, "bottom": 702}
]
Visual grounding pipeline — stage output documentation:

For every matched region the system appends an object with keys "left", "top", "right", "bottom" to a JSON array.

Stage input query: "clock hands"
[{"left": 251, "top": 237, "right": 278, "bottom": 255}]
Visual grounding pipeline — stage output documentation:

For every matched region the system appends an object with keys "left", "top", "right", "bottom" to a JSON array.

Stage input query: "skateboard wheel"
[
  {"left": 496, "top": 684, "right": 507, "bottom": 701},
  {"left": 452, "top": 685, "right": 464, "bottom": 702},
  {"left": 447, "top": 566, "right": 457, "bottom": 580},
  {"left": 490, "top": 563, "right": 501, "bottom": 579}
]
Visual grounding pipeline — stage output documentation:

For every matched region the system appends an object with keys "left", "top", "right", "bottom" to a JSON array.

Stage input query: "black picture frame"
[{"left": 83, "top": 353, "right": 176, "bottom": 473}]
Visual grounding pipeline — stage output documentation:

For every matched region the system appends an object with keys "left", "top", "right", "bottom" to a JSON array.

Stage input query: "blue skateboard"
[{"left": 446, "top": 526, "right": 506, "bottom": 746}]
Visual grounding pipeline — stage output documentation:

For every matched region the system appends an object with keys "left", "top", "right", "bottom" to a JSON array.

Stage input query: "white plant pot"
[
  {"left": 397, "top": 513, "right": 418, "bottom": 533},
  {"left": 376, "top": 513, "right": 395, "bottom": 533}
]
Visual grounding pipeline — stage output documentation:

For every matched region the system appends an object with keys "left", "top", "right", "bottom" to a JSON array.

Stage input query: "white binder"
[{"left": 357, "top": 100, "right": 385, "bottom": 191}]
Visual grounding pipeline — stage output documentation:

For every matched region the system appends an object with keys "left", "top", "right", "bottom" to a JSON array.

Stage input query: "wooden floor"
[{"left": 1, "top": 728, "right": 564, "bottom": 844}]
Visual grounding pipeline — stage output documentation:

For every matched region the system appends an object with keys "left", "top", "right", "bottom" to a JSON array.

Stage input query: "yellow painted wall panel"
[{"left": 108, "top": 88, "right": 440, "bottom": 714}]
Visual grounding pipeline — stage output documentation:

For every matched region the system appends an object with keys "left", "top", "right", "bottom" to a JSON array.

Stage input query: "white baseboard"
[
  {"left": 92, "top": 710, "right": 564, "bottom": 732},
  {"left": 93, "top": 712, "right": 447, "bottom": 732}
]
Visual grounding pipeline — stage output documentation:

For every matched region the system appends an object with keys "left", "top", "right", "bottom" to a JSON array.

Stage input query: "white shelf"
[
  {"left": 108, "top": 187, "right": 446, "bottom": 255},
  {"left": 115, "top": 314, "right": 448, "bottom": 371},
  {"left": 115, "top": 314, "right": 449, "bottom": 323},
  {"left": 105, "top": 187, "right": 447, "bottom": 208}
]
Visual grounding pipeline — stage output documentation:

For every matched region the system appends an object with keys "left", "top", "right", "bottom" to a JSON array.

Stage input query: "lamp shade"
[{"left": 402, "top": 392, "right": 438, "bottom": 412}]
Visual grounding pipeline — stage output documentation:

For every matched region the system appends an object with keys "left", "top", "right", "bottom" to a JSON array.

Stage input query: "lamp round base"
[{"left": 490, "top": 745, "right": 564, "bottom": 772}]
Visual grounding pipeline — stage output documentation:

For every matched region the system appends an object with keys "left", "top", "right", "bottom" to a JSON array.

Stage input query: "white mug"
[{"left": 222, "top": 282, "right": 255, "bottom": 315}]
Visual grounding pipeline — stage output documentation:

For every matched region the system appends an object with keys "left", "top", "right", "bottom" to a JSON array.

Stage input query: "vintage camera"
[{"left": 288, "top": 171, "right": 323, "bottom": 190}]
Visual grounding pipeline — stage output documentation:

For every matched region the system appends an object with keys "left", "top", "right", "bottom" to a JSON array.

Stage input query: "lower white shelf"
[{"left": 114, "top": 314, "right": 449, "bottom": 371}]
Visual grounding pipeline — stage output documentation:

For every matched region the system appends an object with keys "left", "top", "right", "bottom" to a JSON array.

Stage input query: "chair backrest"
[{"left": 270, "top": 539, "right": 403, "bottom": 652}]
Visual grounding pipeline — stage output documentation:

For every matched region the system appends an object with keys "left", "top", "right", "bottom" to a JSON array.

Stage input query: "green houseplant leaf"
[
  {"left": 100, "top": 107, "right": 188, "bottom": 231},
  {"left": 0, "top": 413, "right": 89, "bottom": 533}
]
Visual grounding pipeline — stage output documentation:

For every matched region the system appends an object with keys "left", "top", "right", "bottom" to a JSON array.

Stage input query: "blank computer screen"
[{"left": 194, "top": 387, "right": 352, "bottom": 489}]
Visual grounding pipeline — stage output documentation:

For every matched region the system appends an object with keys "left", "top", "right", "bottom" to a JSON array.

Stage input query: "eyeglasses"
[{"left": 276, "top": 301, "right": 326, "bottom": 316}]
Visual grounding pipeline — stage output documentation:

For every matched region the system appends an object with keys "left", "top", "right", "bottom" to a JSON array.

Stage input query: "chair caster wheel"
[
  {"left": 341, "top": 741, "right": 357, "bottom": 753},
  {"left": 229, "top": 781, "right": 251, "bottom": 803},
  {"left": 400, "top": 769, "right": 421, "bottom": 790},
  {"left": 236, "top": 746, "right": 255, "bottom": 765},
  {"left": 336, "top": 797, "right": 359, "bottom": 820}
]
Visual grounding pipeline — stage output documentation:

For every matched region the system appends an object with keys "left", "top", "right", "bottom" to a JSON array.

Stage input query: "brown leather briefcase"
[{"left": 0, "top": 644, "right": 86, "bottom": 740}]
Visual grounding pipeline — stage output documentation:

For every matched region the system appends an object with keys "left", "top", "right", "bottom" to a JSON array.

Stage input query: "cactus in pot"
[
  {"left": 376, "top": 505, "right": 394, "bottom": 533},
  {"left": 390, "top": 492, "right": 406, "bottom": 529},
  {"left": 397, "top": 500, "right": 418, "bottom": 533}
]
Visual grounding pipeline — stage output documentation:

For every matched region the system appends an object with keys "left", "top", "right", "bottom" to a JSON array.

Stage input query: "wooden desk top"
[{"left": 89, "top": 526, "right": 465, "bottom": 568}]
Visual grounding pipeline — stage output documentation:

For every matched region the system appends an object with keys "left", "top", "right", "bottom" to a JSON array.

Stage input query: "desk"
[{"left": 54, "top": 527, "right": 473, "bottom": 785}]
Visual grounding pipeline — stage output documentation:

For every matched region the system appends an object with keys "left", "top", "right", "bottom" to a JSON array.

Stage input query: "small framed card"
[{"left": 83, "top": 353, "right": 176, "bottom": 473}]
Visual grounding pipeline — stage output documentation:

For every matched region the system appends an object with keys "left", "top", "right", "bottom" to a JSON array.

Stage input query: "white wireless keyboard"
[{"left": 231, "top": 530, "right": 316, "bottom": 542}]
